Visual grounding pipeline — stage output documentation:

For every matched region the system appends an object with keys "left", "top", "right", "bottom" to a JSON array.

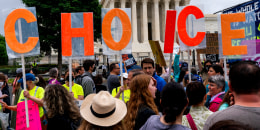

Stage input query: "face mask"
[
  {"left": 93, "top": 66, "right": 96, "bottom": 72},
  {"left": 171, "top": 72, "right": 174, "bottom": 76},
  {"left": 66, "top": 76, "right": 75, "bottom": 82},
  {"left": 205, "top": 65, "right": 211, "bottom": 71},
  {"left": 0, "top": 82, "right": 3, "bottom": 87},
  {"left": 60, "top": 78, "right": 64, "bottom": 80}
]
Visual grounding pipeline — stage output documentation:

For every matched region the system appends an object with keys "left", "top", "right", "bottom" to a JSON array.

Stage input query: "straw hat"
[{"left": 80, "top": 91, "right": 127, "bottom": 127}]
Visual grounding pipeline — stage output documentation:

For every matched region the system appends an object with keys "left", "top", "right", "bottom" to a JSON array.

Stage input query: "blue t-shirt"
[{"left": 153, "top": 73, "right": 166, "bottom": 92}]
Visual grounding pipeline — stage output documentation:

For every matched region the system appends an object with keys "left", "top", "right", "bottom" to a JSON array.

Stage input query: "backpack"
[{"left": 74, "top": 74, "right": 88, "bottom": 86}]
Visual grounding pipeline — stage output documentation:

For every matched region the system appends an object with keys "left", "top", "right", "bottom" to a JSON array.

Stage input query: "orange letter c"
[{"left": 4, "top": 9, "right": 39, "bottom": 53}]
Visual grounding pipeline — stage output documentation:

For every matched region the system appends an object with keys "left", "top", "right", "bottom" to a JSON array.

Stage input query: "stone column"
[
  {"left": 132, "top": 0, "right": 138, "bottom": 43},
  {"left": 175, "top": 0, "right": 180, "bottom": 9},
  {"left": 162, "top": 0, "right": 170, "bottom": 42},
  {"left": 110, "top": 0, "right": 114, "bottom": 8},
  {"left": 184, "top": 0, "right": 190, "bottom": 5},
  {"left": 153, "top": 0, "right": 160, "bottom": 41},
  {"left": 141, "top": 0, "right": 148, "bottom": 43},
  {"left": 121, "top": 0, "right": 125, "bottom": 8}
]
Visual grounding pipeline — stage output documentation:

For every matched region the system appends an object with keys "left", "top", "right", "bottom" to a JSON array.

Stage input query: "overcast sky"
[{"left": 190, "top": 0, "right": 251, "bottom": 14}]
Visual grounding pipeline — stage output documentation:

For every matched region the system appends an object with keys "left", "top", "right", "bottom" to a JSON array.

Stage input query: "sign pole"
[
  {"left": 119, "top": 51, "right": 124, "bottom": 102},
  {"left": 188, "top": 50, "right": 191, "bottom": 82},
  {"left": 69, "top": 57, "right": 72, "bottom": 92},
  {"left": 18, "top": 19, "right": 30, "bottom": 128},
  {"left": 167, "top": 54, "right": 173, "bottom": 82},
  {"left": 224, "top": 57, "right": 228, "bottom": 82}
]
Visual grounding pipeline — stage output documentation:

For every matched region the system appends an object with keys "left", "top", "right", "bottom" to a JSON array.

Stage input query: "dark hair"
[
  {"left": 109, "top": 63, "right": 118, "bottom": 72},
  {"left": 83, "top": 60, "right": 95, "bottom": 71},
  {"left": 131, "top": 69, "right": 144, "bottom": 78},
  {"left": 209, "top": 120, "right": 253, "bottom": 130},
  {"left": 218, "top": 90, "right": 231, "bottom": 110},
  {"left": 25, "top": 68, "right": 32, "bottom": 73},
  {"left": 178, "top": 67, "right": 188, "bottom": 83},
  {"left": 0, "top": 73, "right": 6, "bottom": 81},
  {"left": 229, "top": 61, "right": 260, "bottom": 94},
  {"left": 205, "top": 60, "right": 213, "bottom": 66},
  {"left": 93, "top": 75, "right": 103, "bottom": 85},
  {"left": 36, "top": 75, "right": 47, "bottom": 89},
  {"left": 75, "top": 66, "right": 83, "bottom": 73},
  {"left": 186, "top": 82, "right": 206, "bottom": 106},
  {"left": 191, "top": 67, "right": 197, "bottom": 75},
  {"left": 141, "top": 58, "right": 154, "bottom": 68},
  {"left": 202, "top": 60, "right": 213, "bottom": 73},
  {"left": 49, "top": 68, "right": 58, "bottom": 78},
  {"left": 210, "top": 64, "right": 224, "bottom": 76},
  {"left": 161, "top": 82, "right": 188, "bottom": 123}
]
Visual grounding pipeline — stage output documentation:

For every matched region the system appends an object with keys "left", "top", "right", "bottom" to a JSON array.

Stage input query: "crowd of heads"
[{"left": 0, "top": 57, "right": 259, "bottom": 130}]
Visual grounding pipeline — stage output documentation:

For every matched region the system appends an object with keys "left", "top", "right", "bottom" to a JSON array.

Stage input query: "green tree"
[
  {"left": 22, "top": 0, "right": 101, "bottom": 76},
  {"left": 0, "top": 35, "right": 8, "bottom": 65}
]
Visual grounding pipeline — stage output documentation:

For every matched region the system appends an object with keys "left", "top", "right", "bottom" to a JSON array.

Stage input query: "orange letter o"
[{"left": 102, "top": 8, "right": 132, "bottom": 51}]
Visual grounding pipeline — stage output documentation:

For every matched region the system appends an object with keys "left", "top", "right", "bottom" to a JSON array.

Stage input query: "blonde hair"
[{"left": 124, "top": 74, "right": 158, "bottom": 129}]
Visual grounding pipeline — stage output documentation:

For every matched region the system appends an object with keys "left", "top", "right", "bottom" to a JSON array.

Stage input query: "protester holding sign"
[
  {"left": 63, "top": 73, "right": 84, "bottom": 100},
  {"left": 0, "top": 73, "right": 45, "bottom": 128},
  {"left": 43, "top": 84, "right": 81, "bottom": 130},
  {"left": 111, "top": 73, "right": 130, "bottom": 103}
]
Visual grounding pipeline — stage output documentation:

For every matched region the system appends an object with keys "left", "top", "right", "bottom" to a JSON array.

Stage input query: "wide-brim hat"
[{"left": 80, "top": 91, "right": 127, "bottom": 127}]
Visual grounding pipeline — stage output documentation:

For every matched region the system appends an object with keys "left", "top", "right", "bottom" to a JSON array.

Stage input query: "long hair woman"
[
  {"left": 43, "top": 84, "right": 81, "bottom": 130},
  {"left": 140, "top": 82, "right": 189, "bottom": 130},
  {"left": 124, "top": 74, "right": 159, "bottom": 130}
]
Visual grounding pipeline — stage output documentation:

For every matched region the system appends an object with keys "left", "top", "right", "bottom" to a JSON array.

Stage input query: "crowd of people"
[{"left": 0, "top": 55, "right": 259, "bottom": 130}]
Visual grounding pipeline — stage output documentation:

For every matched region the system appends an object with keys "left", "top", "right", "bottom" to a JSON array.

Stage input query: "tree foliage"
[{"left": 0, "top": 35, "right": 8, "bottom": 65}]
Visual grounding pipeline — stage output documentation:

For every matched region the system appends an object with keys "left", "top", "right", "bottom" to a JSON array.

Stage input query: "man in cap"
[{"left": 0, "top": 73, "right": 45, "bottom": 119}]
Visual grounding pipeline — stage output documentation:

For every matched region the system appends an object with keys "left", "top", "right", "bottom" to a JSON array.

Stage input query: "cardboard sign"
[
  {"left": 16, "top": 100, "right": 41, "bottom": 130},
  {"left": 2, "top": 7, "right": 40, "bottom": 59},
  {"left": 149, "top": 40, "right": 166, "bottom": 66},
  {"left": 218, "top": 11, "right": 256, "bottom": 59},
  {"left": 164, "top": 10, "right": 177, "bottom": 53},
  {"left": 206, "top": 54, "right": 219, "bottom": 63},
  {"left": 176, "top": 5, "right": 206, "bottom": 51},
  {"left": 122, "top": 54, "right": 137, "bottom": 67},
  {"left": 197, "top": 33, "right": 219, "bottom": 54},
  {"left": 102, "top": 8, "right": 132, "bottom": 55},
  {"left": 61, "top": 12, "right": 94, "bottom": 57}
]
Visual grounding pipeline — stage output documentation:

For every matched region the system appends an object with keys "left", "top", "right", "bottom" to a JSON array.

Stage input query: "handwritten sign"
[
  {"left": 16, "top": 100, "right": 41, "bottom": 130},
  {"left": 149, "top": 40, "right": 166, "bottom": 66},
  {"left": 197, "top": 33, "right": 219, "bottom": 54}
]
